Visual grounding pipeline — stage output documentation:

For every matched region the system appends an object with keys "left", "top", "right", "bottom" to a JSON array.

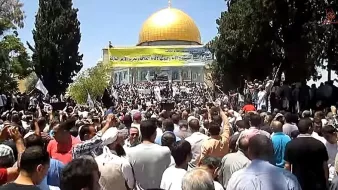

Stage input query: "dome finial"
[{"left": 168, "top": 0, "right": 171, "bottom": 8}]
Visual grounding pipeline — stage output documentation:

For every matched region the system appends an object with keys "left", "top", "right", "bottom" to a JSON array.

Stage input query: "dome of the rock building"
[{"left": 138, "top": 7, "right": 201, "bottom": 45}]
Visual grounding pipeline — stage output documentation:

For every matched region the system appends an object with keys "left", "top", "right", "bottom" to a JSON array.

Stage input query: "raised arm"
[
  {"left": 206, "top": 104, "right": 212, "bottom": 122},
  {"left": 72, "top": 114, "right": 116, "bottom": 159},
  {"left": 9, "top": 127, "right": 25, "bottom": 164},
  {"left": 219, "top": 108, "right": 230, "bottom": 139}
]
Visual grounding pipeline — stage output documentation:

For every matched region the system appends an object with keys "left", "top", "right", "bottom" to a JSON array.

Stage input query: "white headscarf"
[
  {"left": 98, "top": 128, "right": 120, "bottom": 162},
  {"left": 102, "top": 128, "right": 119, "bottom": 146}
]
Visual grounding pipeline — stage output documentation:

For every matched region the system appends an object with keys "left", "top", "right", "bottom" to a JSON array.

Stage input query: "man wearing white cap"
[{"left": 96, "top": 128, "right": 134, "bottom": 190}]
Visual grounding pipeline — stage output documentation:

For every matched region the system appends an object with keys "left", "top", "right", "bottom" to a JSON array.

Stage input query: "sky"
[{"left": 17, "top": 0, "right": 226, "bottom": 69}]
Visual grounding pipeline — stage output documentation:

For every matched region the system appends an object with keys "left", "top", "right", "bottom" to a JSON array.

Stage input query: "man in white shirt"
[
  {"left": 257, "top": 86, "right": 267, "bottom": 111},
  {"left": 185, "top": 118, "right": 208, "bottom": 167},
  {"left": 236, "top": 113, "right": 271, "bottom": 147},
  {"left": 130, "top": 105, "right": 140, "bottom": 119},
  {"left": 95, "top": 128, "right": 134, "bottom": 189},
  {"left": 257, "top": 80, "right": 274, "bottom": 111},
  {"left": 171, "top": 113, "right": 181, "bottom": 133},
  {"left": 322, "top": 125, "right": 338, "bottom": 182},
  {"left": 311, "top": 119, "right": 326, "bottom": 144},
  {"left": 128, "top": 120, "right": 171, "bottom": 190},
  {"left": 160, "top": 140, "right": 192, "bottom": 190}
]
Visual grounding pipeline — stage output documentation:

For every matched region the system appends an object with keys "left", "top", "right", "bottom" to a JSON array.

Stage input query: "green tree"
[
  {"left": 316, "top": 2, "right": 338, "bottom": 80},
  {"left": 212, "top": 0, "right": 329, "bottom": 91},
  {"left": 0, "top": 0, "right": 24, "bottom": 31},
  {"left": 0, "top": 0, "right": 31, "bottom": 92},
  {"left": 28, "top": 0, "right": 83, "bottom": 95},
  {"left": 67, "top": 64, "right": 110, "bottom": 104},
  {"left": 0, "top": 50, "right": 17, "bottom": 92},
  {"left": 24, "top": 72, "right": 38, "bottom": 93},
  {"left": 0, "top": 35, "right": 32, "bottom": 78}
]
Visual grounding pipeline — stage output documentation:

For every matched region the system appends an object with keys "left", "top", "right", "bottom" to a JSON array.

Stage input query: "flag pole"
[
  {"left": 108, "top": 41, "right": 114, "bottom": 85},
  {"left": 27, "top": 88, "right": 35, "bottom": 96}
]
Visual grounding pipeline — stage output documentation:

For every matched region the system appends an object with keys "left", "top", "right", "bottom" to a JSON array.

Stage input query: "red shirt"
[
  {"left": 242, "top": 104, "right": 256, "bottom": 112},
  {"left": 0, "top": 168, "right": 7, "bottom": 185},
  {"left": 47, "top": 136, "right": 80, "bottom": 164}
]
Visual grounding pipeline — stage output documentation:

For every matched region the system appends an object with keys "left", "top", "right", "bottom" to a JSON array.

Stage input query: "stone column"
[
  {"left": 200, "top": 67, "right": 204, "bottom": 83},
  {"left": 168, "top": 69, "right": 172, "bottom": 82},
  {"left": 110, "top": 69, "right": 114, "bottom": 84},
  {"left": 132, "top": 68, "right": 136, "bottom": 84},
  {"left": 127, "top": 69, "right": 130, "bottom": 84},
  {"left": 137, "top": 68, "right": 140, "bottom": 83}
]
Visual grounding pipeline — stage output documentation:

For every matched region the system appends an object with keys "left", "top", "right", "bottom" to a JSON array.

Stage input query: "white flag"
[
  {"left": 172, "top": 86, "right": 179, "bottom": 97},
  {"left": 238, "top": 93, "right": 244, "bottom": 102},
  {"left": 145, "top": 71, "right": 151, "bottom": 82},
  {"left": 154, "top": 86, "right": 162, "bottom": 101},
  {"left": 35, "top": 79, "right": 48, "bottom": 96},
  {"left": 87, "top": 93, "right": 94, "bottom": 108},
  {"left": 112, "top": 89, "right": 119, "bottom": 100}
]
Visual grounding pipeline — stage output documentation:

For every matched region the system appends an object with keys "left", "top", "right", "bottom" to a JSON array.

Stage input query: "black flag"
[{"left": 101, "top": 88, "right": 112, "bottom": 108}]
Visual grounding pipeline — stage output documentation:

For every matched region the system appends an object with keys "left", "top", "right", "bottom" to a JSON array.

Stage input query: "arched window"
[
  {"left": 141, "top": 71, "right": 147, "bottom": 80},
  {"left": 123, "top": 71, "right": 127, "bottom": 79},
  {"left": 150, "top": 70, "right": 155, "bottom": 77},
  {"left": 193, "top": 73, "right": 198, "bottom": 80},
  {"left": 172, "top": 71, "right": 179, "bottom": 80},
  {"left": 182, "top": 71, "right": 188, "bottom": 80},
  {"left": 118, "top": 73, "right": 122, "bottom": 82}
]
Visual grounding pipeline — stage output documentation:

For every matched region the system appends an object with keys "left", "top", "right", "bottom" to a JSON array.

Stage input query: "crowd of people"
[
  {"left": 0, "top": 80, "right": 337, "bottom": 190},
  {"left": 242, "top": 79, "right": 338, "bottom": 114}
]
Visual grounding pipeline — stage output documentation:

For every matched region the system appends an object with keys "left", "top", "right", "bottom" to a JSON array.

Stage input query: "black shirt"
[
  {"left": 261, "top": 125, "right": 273, "bottom": 134},
  {"left": 0, "top": 183, "right": 40, "bottom": 190},
  {"left": 285, "top": 135, "right": 328, "bottom": 190}
]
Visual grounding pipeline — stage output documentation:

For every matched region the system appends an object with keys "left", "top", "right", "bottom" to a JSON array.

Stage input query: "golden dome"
[{"left": 138, "top": 8, "right": 201, "bottom": 45}]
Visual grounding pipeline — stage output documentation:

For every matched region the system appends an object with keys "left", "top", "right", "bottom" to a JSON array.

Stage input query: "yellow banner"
[{"left": 108, "top": 46, "right": 212, "bottom": 68}]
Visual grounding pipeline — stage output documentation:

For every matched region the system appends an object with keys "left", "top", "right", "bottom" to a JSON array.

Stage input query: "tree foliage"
[
  {"left": 0, "top": 0, "right": 31, "bottom": 92},
  {"left": 0, "top": 35, "right": 32, "bottom": 78},
  {"left": 29, "top": 0, "right": 83, "bottom": 95},
  {"left": 211, "top": 0, "right": 335, "bottom": 91},
  {"left": 67, "top": 64, "right": 110, "bottom": 104},
  {"left": 0, "top": 0, "right": 24, "bottom": 31},
  {"left": 24, "top": 72, "right": 38, "bottom": 93},
  {"left": 322, "top": 1, "right": 338, "bottom": 77}
]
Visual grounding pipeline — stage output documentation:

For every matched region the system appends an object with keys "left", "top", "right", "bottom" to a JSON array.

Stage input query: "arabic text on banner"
[{"left": 108, "top": 46, "right": 212, "bottom": 67}]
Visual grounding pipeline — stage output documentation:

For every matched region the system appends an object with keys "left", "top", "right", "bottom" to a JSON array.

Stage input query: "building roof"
[{"left": 138, "top": 7, "right": 201, "bottom": 45}]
